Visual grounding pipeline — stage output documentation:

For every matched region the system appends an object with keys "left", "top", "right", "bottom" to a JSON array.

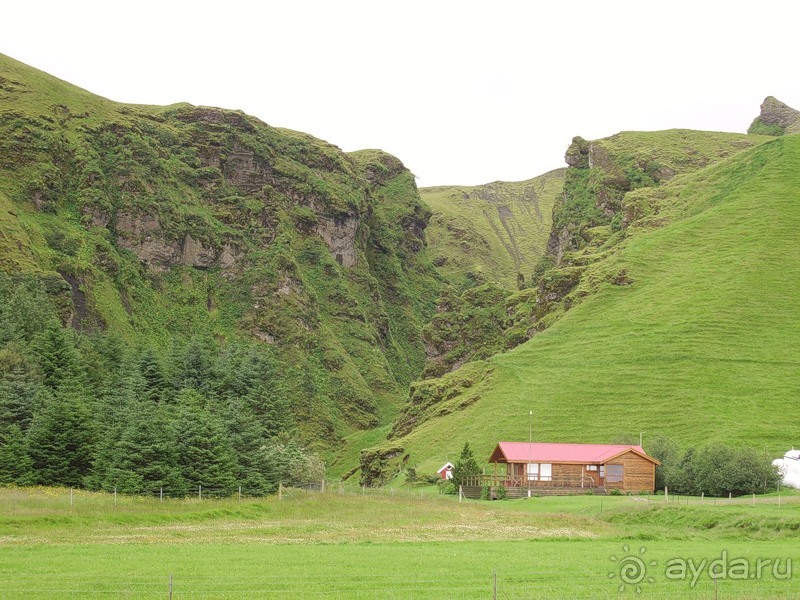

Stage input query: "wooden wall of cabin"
[
  {"left": 552, "top": 463, "right": 583, "bottom": 483},
  {"left": 607, "top": 451, "right": 655, "bottom": 492}
]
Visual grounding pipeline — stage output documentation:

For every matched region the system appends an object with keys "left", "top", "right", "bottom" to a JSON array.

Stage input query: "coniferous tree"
[
  {"left": 451, "top": 442, "right": 481, "bottom": 488},
  {"left": 222, "top": 396, "right": 273, "bottom": 494},
  {"left": 0, "top": 361, "right": 42, "bottom": 433},
  {"left": 26, "top": 386, "right": 96, "bottom": 487},
  {"left": 178, "top": 337, "right": 212, "bottom": 394},
  {"left": 0, "top": 424, "right": 34, "bottom": 484},
  {"left": 102, "top": 400, "right": 185, "bottom": 495},
  {"left": 88, "top": 367, "right": 145, "bottom": 490},
  {"left": 174, "top": 389, "right": 237, "bottom": 494},
  {"left": 139, "top": 348, "right": 166, "bottom": 403},
  {"left": 31, "top": 323, "right": 81, "bottom": 392}
]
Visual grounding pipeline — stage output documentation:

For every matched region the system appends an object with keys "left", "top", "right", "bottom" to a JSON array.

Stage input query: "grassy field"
[
  {"left": 2, "top": 487, "right": 800, "bottom": 598},
  {"left": 420, "top": 169, "right": 565, "bottom": 288},
  {"left": 390, "top": 134, "right": 800, "bottom": 475}
]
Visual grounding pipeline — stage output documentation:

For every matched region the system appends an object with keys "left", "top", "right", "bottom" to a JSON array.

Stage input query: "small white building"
[{"left": 773, "top": 449, "right": 800, "bottom": 488}]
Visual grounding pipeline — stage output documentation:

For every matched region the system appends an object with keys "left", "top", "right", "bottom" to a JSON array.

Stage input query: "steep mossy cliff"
[{"left": 0, "top": 53, "right": 439, "bottom": 469}]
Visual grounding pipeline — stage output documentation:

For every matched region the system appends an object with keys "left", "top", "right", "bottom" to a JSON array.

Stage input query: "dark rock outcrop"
[
  {"left": 564, "top": 136, "right": 590, "bottom": 168},
  {"left": 114, "top": 211, "right": 238, "bottom": 272},
  {"left": 748, "top": 96, "right": 800, "bottom": 136}
]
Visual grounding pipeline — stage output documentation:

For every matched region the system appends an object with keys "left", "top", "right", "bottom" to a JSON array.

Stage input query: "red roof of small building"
[{"left": 489, "top": 442, "right": 660, "bottom": 465}]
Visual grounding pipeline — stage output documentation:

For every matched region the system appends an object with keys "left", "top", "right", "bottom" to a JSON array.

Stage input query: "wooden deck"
[{"left": 461, "top": 474, "right": 605, "bottom": 499}]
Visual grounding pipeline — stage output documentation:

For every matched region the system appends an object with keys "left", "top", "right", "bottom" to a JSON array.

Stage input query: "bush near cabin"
[{"left": 648, "top": 437, "right": 781, "bottom": 497}]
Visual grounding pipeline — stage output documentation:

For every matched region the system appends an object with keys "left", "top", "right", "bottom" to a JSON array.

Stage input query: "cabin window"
[
  {"left": 607, "top": 464, "right": 624, "bottom": 483},
  {"left": 526, "top": 463, "right": 552, "bottom": 481},
  {"left": 600, "top": 465, "right": 605, "bottom": 478},
  {"left": 540, "top": 463, "right": 552, "bottom": 481},
  {"left": 586, "top": 465, "right": 598, "bottom": 471}
]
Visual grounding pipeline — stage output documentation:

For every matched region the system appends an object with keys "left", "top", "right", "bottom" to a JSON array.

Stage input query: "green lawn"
[{"left": 2, "top": 487, "right": 800, "bottom": 598}]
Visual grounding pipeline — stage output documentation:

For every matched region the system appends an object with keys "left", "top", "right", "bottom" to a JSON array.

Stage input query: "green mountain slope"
[
  {"left": 375, "top": 133, "right": 800, "bottom": 476},
  {"left": 401, "top": 130, "right": 770, "bottom": 403},
  {"left": 0, "top": 53, "right": 440, "bottom": 481},
  {"left": 420, "top": 170, "right": 565, "bottom": 289}
]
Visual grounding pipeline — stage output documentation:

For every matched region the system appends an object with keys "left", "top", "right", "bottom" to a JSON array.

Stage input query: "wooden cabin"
[{"left": 463, "top": 442, "right": 660, "bottom": 498}]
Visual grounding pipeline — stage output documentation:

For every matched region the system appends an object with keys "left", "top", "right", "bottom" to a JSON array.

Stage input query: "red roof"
[{"left": 489, "top": 442, "right": 659, "bottom": 465}]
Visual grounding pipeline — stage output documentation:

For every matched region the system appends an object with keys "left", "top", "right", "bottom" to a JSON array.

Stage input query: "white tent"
[{"left": 772, "top": 449, "right": 800, "bottom": 489}]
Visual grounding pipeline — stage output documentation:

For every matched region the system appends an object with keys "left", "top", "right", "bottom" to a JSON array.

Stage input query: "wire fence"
[
  {"left": 0, "top": 480, "right": 450, "bottom": 505},
  {"left": 4, "top": 480, "right": 798, "bottom": 507}
]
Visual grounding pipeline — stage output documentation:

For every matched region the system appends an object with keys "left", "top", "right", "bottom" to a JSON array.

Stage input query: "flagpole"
[{"left": 528, "top": 410, "right": 533, "bottom": 491}]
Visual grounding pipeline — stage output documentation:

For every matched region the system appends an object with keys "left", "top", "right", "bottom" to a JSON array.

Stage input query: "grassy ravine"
[
  {"left": 388, "top": 133, "right": 800, "bottom": 476},
  {"left": 420, "top": 169, "right": 565, "bottom": 289},
  {"left": 2, "top": 488, "right": 800, "bottom": 598}
]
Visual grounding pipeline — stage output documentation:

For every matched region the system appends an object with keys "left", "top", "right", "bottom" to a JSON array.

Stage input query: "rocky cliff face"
[
  {"left": 748, "top": 96, "right": 800, "bottom": 136},
  {"left": 114, "top": 211, "right": 242, "bottom": 272}
]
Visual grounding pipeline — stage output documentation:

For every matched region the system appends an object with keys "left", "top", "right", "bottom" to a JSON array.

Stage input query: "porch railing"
[{"left": 462, "top": 474, "right": 598, "bottom": 490}]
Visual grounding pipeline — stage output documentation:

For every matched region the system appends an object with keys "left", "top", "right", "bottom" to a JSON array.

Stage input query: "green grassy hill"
[
  {"left": 420, "top": 169, "right": 565, "bottom": 289},
  {"left": 380, "top": 133, "right": 800, "bottom": 475},
  {"left": 0, "top": 52, "right": 440, "bottom": 485}
]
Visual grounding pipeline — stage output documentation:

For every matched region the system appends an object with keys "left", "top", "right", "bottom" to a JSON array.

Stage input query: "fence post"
[
  {"left": 492, "top": 569, "right": 497, "bottom": 600},
  {"left": 713, "top": 564, "right": 718, "bottom": 600},
  {"left": 278, "top": 483, "right": 283, "bottom": 501},
  {"left": 321, "top": 479, "right": 325, "bottom": 493},
  {"left": 114, "top": 486, "right": 117, "bottom": 507},
  {"left": 664, "top": 486, "right": 668, "bottom": 501},
  {"left": 70, "top": 488, "right": 74, "bottom": 507},
  {"left": 459, "top": 485, "right": 463, "bottom": 503},
  {"left": 198, "top": 485, "right": 202, "bottom": 501},
  {"left": 169, "top": 574, "right": 173, "bottom": 600},
  {"left": 238, "top": 486, "right": 241, "bottom": 502},
  {"left": 160, "top": 487, "right": 163, "bottom": 503}
]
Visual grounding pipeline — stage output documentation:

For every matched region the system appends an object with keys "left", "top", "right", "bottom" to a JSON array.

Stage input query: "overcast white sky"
[{"left": 4, "top": 1, "right": 799, "bottom": 187}]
